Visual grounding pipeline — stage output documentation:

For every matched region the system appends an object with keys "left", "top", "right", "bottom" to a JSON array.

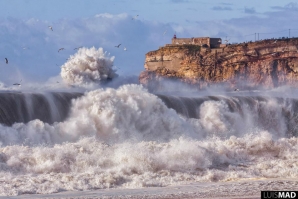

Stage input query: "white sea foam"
[
  {"left": 60, "top": 47, "right": 117, "bottom": 87},
  {"left": 0, "top": 85, "right": 298, "bottom": 196}
]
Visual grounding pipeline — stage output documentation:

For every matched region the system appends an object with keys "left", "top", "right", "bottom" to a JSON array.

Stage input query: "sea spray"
[
  {"left": 0, "top": 132, "right": 297, "bottom": 196},
  {"left": 0, "top": 85, "right": 201, "bottom": 146},
  {"left": 60, "top": 47, "right": 117, "bottom": 87},
  {"left": 0, "top": 85, "right": 298, "bottom": 196}
]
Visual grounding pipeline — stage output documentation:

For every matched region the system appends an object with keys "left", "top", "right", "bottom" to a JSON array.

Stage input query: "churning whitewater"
[
  {"left": 61, "top": 47, "right": 117, "bottom": 87},
  {"left": 0, "top": 47, "right": 297, "bottom": 196}
]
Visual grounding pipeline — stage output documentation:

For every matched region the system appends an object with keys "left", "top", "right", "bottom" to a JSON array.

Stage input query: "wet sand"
[{"left": 2, "top": 178, "right": 297, "bottom": 199}]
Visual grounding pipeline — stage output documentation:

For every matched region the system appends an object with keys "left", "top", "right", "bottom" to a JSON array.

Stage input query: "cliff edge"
[{"left": 140, "top": 38, "right": 298, "bottom": 91}]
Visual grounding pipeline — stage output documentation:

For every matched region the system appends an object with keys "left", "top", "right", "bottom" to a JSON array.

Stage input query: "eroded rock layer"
[{"left": 140, "top": 38, "right": 298, "bottom": 90}]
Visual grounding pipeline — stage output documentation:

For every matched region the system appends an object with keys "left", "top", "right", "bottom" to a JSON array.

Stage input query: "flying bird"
[
  {"left": 58, "top": 48, "right": 65, "bottom": 52},
  {"left": 74, "top": 46, "right": 83, "bottom": 50},
  {"left": 115, "top": 44, "right": 121, "bottom": 48},
  {"left": 124, "top": 47, "right": 127, "bottom": 51},
  {"left": 163, "top": 30, "right": 167, "bottom": 35},
  {"left": 5, "top": 58, "right": 8, "bottom": 64},
  {"left": 48, "top": 26, "right": 53, "bottom": 31},
  {"left": 273, "top": 40, "right": 277, "bottom": 44},
  {"left": 13, "top": 79, "right": 22, "bottom": 86},
  {"left": 132, "top": 15, "right": 139, "bottom": 20}
]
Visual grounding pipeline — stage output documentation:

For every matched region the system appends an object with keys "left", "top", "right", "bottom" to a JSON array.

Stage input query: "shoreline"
[{"left": 2, "top": 178, "right": 297, "bottom": 199}]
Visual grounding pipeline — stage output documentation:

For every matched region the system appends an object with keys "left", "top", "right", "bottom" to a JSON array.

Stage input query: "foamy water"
[
  {"left": 60, "top": 47, "right": 117, "bottom": 87},
  {"left": 0, "top": 84, "right": 298, "bottom": 196},
  {"left": 0, "top": 47, "right": 297, "bottom": 197}
]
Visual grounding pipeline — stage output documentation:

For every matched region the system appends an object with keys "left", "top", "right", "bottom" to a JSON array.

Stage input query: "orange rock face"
[{"left": 140, "top": 38, "right": 298, "bottom": 90}]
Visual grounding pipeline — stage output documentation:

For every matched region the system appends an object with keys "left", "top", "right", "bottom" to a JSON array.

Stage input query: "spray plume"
[{"left": 60, "top": 47, "right": 117, "bottom": 87}]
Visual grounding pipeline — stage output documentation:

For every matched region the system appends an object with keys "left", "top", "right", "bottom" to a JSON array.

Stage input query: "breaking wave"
[
  {"left": 60, "top": 47, "right": 117, "bottom": 87},
  {"left": 0, "top": 84, "right": 298, "bottom": 196},
  {"left": 0, "top": 48, "right": 298, "bottom": 196}
]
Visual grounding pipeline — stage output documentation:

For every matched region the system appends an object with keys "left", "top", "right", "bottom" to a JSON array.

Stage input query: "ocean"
[{"left": 0, "top": 47, "right": 297, "bottom": 197}]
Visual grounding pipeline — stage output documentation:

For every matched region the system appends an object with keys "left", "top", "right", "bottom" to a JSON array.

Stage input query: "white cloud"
[
  {"left": 94, "top": 13, "right": 128, "bottom": 19},
  {"left": 185, "top": 5, "right": 298, "bottom": 43}
]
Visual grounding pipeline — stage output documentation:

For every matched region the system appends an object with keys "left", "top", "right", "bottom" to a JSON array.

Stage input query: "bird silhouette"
[
  {"left": 132, "top": 15, "right": 139, "bottom": 20},
  {"left": 5, "top": 58, "right": 8, "bottom": 64},
  {"left": 74, "top": 46, "right": 83, "bottom": 50},
  {"left": 58, "top": 48, "right": 65, "bottom": 52},
  {"left": 13, "top": 79, "right": 22, "bottom": 86},
  {"left": 48, "top": 26, "right": 53, "bottom": 31},
  {"left": 115, "top": 44, "right": 121, "bottom": 48}
]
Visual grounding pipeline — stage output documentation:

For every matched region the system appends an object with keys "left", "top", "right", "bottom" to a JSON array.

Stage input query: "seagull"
[
  {"left": 124, "top": 47, "right": 127, "bottom": 51},
  {"left": 5, "top": 58, "right": 8, "bottom": 64},
  {"left": 58, "top": 48, "right": 65, "bottom": 52},
  {"left": 74, "top": 46, "right": 83, "bottom": 50},
  {"left": 273, "top": 40, "right": 277, "bottom": 44},
  {"left": 48, "top": 26, "right": 53, "bottom": 31},
  {"left": 13, "top": 79, "right": 22, "bottom": 86},
  {"left": 234, "top": 88, "right": 239, "bottom": 91},
  {"left": 163, "top": 30, "right": 167, "bottom": 35},
  {"left": 115, "top": 44, "right": 121, "bottom": 48},
  {"left": 224, "top": 39, "right": 230, "bottom": 44},
  {"left": 132, "top": 15, "right": 139, "bottom": 20}
]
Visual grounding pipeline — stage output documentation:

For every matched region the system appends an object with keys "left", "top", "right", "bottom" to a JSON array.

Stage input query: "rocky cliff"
[{"left": 139, "top": 38, "right": 298, "bottom": 91}]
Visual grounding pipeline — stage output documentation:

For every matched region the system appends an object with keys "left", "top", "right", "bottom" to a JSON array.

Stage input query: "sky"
[{"left": 0, "top": 0, "right": 297, "bottom": 84}]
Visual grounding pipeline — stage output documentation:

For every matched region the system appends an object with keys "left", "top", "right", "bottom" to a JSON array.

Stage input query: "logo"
[{"left": 261, "top": 191, "right": 298, "bottom": 199}]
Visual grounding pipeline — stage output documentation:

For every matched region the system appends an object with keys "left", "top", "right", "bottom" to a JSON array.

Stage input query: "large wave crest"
[{"left": 60, "top": 47, "right": 117, "bottom": 87}]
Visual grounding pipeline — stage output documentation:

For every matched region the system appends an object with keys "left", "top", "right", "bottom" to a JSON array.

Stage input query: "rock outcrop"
[{"left": 140, "top": 38, "right": 298, "bottom": 91}]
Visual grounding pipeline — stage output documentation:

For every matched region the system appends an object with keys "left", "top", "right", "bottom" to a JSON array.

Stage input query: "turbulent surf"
[{"left": 0, "top": 47, "right": 297, "bottom": 196}]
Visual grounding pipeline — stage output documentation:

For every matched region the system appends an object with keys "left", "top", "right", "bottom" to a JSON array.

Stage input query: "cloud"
[
  {"left": 220, "top": 3, "right": 233, "bottom": 6},
  {"left": 212, "top": 6, "right": 232, "bottom": 11},
  {"left": 94, "top": 13, "right": 127, "bottom": 19},
  {"left": 187, "top": 4, "right": 298, "bottom": 43},
  {"left": 170, "top": 0, "right": 188, "bottom": 3},
  {"left": 244, "top": 7, "right": 256, "bottom": 14},
  {"left": 271, "top": 2, "right": 298, "bottom": 11}
]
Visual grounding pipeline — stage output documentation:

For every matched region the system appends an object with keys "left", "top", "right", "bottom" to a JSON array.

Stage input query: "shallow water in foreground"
[{"left": 2, "top": 178, "right": 297, "bottom": 199}]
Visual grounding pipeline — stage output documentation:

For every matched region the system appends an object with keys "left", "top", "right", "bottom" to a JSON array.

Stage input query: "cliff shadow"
[{"left": 271, "top": 60, "right": 279, "bottom": 87}]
